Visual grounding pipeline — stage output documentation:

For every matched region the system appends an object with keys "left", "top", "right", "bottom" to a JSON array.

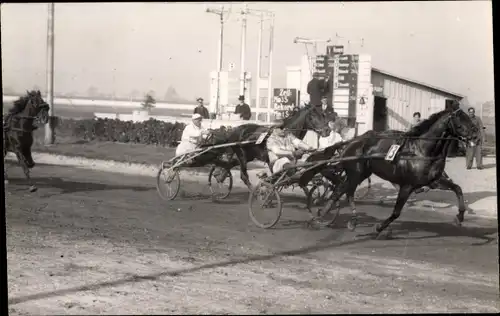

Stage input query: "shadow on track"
[{"left": 6, "top": 176, "right": 153, "bottom": 196}]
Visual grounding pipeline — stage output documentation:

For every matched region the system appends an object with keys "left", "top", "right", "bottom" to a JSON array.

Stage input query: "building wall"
[{"left": 371, "top": 71, "right": 462, "bottom": 130}]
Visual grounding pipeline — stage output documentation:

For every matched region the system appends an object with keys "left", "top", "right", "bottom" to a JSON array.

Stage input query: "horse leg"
[
  {"left": 345, "top": 181, "right": 361, "bottom": 231},
  {"left": 3, "top": 136, "right": 9, "bottom": 184},
  {"left": 4, "top": 151, "right": 8, "bottom": 185},
  {"left": 212, "top": 159, "right": 233, "bottom": 182},
  {"left": 432, "top": 177, "right": 467, "bottom": 226},
  {"left": 15, "top": 151, "right": 37, "bottom": 192},
  {"left": 233, "top": 148, "right": 252, "bottom": 190},
  {"left": 374, "top": 185, "right": 413, "bottom": 240}
]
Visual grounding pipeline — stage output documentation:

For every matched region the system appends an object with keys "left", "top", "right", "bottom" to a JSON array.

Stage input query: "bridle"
[
  {"left": 5, "top": 100, "right": 50, "bottom": 134},
  {"left": 302, "top": 105, "right": 330, "bottom": 135},
  {"left": 447, "top": 108, "right": 474, "bottom": 143}
]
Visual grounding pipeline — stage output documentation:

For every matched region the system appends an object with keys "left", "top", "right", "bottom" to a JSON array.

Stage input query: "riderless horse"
[{"left": 4, "top": 90, "right": 50, "bottom": 192}]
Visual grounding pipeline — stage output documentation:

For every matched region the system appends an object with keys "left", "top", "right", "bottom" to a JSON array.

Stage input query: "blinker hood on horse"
[{"left": 4, "top": 90, "right": 51, "bottom": 192}]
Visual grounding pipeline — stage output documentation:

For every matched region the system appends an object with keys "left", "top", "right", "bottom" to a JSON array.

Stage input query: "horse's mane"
[
  {"left": 404, "top": 108, "right": 451, "bottom": 137},
  {"left": 10, "top": 95, "right": 30, "bottom": 114},
  {"left": 282, "top": 106, "right": 308, "bottom": 125}
]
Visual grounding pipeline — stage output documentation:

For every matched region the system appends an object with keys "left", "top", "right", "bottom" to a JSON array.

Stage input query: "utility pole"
[
  {"left": 205, "top": 5, "right": 228, "bottom": 119},
  {"left": 266, "top": 13, "right": 275, "bottom": 123},
  {"left": 45, "top": 3, "right": 55, "bottom": 145},
  {"left": 239, "top": 3, "right": 248, "bottom": 99},
  {"left": 255, "top": 13, "right": 263, "bottom": 111},
  {"left": 242, "top": 6, "right": 274, "bottom": 121}
]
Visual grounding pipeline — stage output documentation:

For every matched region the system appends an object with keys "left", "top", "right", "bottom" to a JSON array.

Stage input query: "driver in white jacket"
[
  {"left": 318, "top": 121, "right": 344, "bottom": 150},
  {"left": 175, "top": 113, "right": 210, "bottom": 157}
]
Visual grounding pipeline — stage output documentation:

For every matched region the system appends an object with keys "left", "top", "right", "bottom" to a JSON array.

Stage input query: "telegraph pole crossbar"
[{"left": 205, "top": 5, "right": 230, "bottom": 118}]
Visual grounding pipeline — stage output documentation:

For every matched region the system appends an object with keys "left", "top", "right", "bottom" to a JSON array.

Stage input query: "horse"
[
  {"left": 4, "top": 90, "right": 50, "bottom": 192},
  {"left": 213, "top": 104, "right": 331, "bottom": 191},
  {"left": 312, "top": 103, "right": 480, "bottom": 239}
]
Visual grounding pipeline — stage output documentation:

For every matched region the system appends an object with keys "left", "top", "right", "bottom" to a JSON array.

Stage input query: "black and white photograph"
[{"left": 2, "top": 1, "right": 497, "bottom": 314}]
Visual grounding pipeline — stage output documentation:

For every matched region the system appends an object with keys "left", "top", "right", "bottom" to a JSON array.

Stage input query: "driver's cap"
[{"left": 192, "top": 113, "right": 203, "bottom": 120}]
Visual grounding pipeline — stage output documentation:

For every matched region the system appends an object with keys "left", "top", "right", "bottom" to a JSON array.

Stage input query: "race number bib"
[
  {"left": 255, "top": 132, "right": 269, "bottom": 145},
  {"left": 385, "top": 144, "right": 401, "bottom": 161}
]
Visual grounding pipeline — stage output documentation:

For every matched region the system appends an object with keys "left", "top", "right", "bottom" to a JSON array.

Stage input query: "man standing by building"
[
  {"left": 193, "top": 97, "right": 209, "bottom": 119},
  {"left": 234, "top": 95, "right": 252, "bottom": 120},
  {"left": 466, "top": 106, "right": 485, "bottom": 170},
  {"left": 307, "top": 72, "right": 330, "bottom": 107}
]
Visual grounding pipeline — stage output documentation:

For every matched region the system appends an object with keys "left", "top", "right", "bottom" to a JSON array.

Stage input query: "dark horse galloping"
[
  {"left": 4, "top": 90, "right": 50, "bottom": 192},
  {"left": 311, "top": 102, "right": 479, "bottom": 239}
]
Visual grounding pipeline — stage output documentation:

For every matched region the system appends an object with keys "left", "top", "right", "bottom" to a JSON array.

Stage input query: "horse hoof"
[
  {"left": 347, "top": 220, "right": 357, "bottom": 231},
  {"left": 453, "top": 216, "right": 462, "bottom": 227},
  {"left": 29, "top": 186, "right": 38, "bottom": 193},
  {"left": 373, "top": 223, "right": 382, "bottom": 233},
  {"left": 306, "top": 219, "right": 321, "bottom": 230},
  {"left": 375, "top": 228, "right": 392, "bottom": 240}
]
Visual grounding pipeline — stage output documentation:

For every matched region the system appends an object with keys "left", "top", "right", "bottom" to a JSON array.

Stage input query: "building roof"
[{"left": 371, "top": 67, "right": 464, "bottom": 99}]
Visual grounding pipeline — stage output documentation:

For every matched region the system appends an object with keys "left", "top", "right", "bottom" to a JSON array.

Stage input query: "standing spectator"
[
  {"left": 193, "top": 97, "right": 209, "bottom": 119},
  {"left": 321, "top": 95, "right": 337, "bottom": 122},
  {"left": 234, "top": 95, "right": 252, "bottom": 120},
  {"left": 307, "top": 72, "right": 330, "bottom": 107},
  {"left": 466, "top": 107, "right": 485, "bottom": 170},
  {"left": 408, "top": 112, "right": 422, "bottom": 130}
]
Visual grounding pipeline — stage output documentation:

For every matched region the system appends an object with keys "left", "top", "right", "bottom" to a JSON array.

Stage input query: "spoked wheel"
[
  {"left": 156, "top": 165, "right": 181, "bottom": 201},
  {"left": 306, "top": 183, "right": 333, "bottom": 214},
  {"left": 248, "top": 182, "right": 283, "bottom": 229},
  {"left": 307, "top": 184, "right": 342, "bottom": 228},
  {"left": 208, "top": 166, "right": 233, "bottom": 200},
  {"left": 354, "top": 177, "right": 372, "bottom": 200}
]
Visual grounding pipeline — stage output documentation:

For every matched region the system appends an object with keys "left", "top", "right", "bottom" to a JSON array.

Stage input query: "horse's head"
[
  {"left": 407, "top": 100, "right": 479, "bottom": 146},
  {"left": 304, "top": 104, "right": 330, "bottom": 137},
  {"left": 20, "top": 90, "right": 50, "bottom": 125},
  {"left": 446, "top": 108, "right": 480, "bottom": 145},
  {"left": 283, "top": 104, "right": 329, "bottom": 138}
]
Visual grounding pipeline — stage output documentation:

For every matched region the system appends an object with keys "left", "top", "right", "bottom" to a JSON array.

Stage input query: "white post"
[
  {"left": 214, "top": 5, "right": 224, "bottom": 118},
  {"left": 45, "top": 3, "right": 55, "bottom": 145},
  {"left": 266, "top": 14, "right": 274, "bottom": 123},
  {"left": 239, "top": 3, "right": 248, "bottom": 98},
  {"left": 255, "top": 13, "right": 263, "bottom": 115}
]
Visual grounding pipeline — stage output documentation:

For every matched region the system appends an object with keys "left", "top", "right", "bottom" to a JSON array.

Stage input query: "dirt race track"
[{"left": 5, "top": 162, "right": 499, "bottom": 314}]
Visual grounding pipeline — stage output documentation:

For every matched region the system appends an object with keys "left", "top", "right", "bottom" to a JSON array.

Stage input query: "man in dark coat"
[
  {"left": 465, "top": 106, "right": 485, "bottom": 170},
  {"left": 234, "top": 95, "right": 252, "bottom": 120},
  {"left": 193, "top": 97, "right": 209, "bottom": 119},
  {"left": 307, "top": 72, "right": 330, "bottom": 106},
  {"left": 320, "top": 95, "right": 337, "bottom": 122}
]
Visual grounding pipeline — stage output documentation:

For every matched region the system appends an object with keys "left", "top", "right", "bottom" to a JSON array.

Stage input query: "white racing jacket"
[{"left": 175, "top": 123, "right": 208, "bottom": 156}]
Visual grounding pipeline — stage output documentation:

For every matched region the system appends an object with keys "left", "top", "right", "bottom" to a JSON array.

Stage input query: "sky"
[{"left": 1, "top": 1, "right": 494, "bottom": 104}]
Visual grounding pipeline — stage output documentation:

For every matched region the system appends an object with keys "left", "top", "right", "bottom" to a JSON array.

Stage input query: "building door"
[{"left": 373, "top": 96, "right": 388, "bottom": 132}]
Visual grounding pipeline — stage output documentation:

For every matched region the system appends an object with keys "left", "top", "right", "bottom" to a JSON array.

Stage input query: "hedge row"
[{"left": 54, "top": 117, "right": 230, "bottom": 147}]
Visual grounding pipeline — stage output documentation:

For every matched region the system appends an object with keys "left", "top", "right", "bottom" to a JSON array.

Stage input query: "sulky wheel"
[
  {"left": 354, "top": 177, "right": 372, "bottom": 200},
  {"left": 306, "top": 183, "right": 333, "bottom": 214},
  {"left": 248, "top": 182, "right": 283, "bottom": 229},
  {"left": 156, "top": 166, "right": 181, "bottom": 201},
  {"left": 208, "top": 166, "right": 233, "bottom": 200},
  {"left": 308, "top": 186, "right": 342, "bottom": 228}
]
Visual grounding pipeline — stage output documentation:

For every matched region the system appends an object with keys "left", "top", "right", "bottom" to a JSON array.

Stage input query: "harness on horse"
[{"left": 3, "top": 111, "right": 39, "bottom": 132}]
